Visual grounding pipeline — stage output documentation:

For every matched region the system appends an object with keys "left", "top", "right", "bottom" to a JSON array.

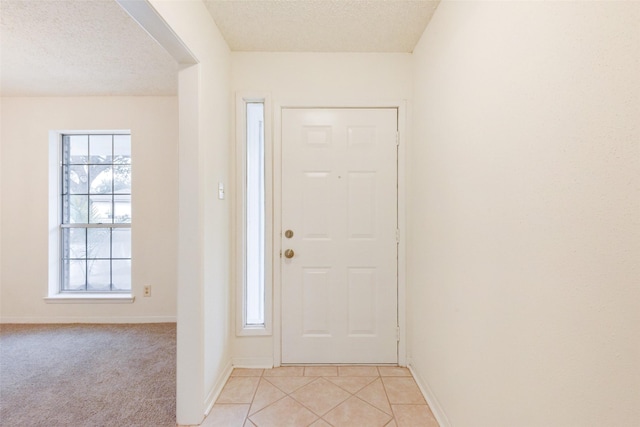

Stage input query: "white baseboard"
[
  {"left": 232, "top": 357, "right": 274, "bottom": 369},
  {"left": 204, "top": 359, "right": 234, "bottom": 416},
  {"left": 408, "top": 363, "right": 451, "bottom": 427},
  {"left": 0, "top": 316, "right": 176, "bottom": 324}
]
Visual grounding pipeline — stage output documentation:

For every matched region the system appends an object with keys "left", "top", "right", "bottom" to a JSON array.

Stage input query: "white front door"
[{"left": 281, "top": 108, "right": 398, "bottom": 364}]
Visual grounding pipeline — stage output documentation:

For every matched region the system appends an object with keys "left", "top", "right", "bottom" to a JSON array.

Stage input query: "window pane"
[
  {"left": 112, "top": 228, "right": 131, "bottom": 258},
  {"left": 62, "top": 260, "right": 86, "bottom": 291},
  {"left": 114, "top": 135, "right": 131, "bottom": 164},
  {"left": 63, "top": 228, "right": 86, "bottom": 259},
  {"left": 89, "top": 166, "right": 112, "bottom": 194},
  {"left": 67, "top": 195, "right": 89, "bottom": 223},
  {"left": 63, "top": 165, "right": 89, "bottom": 195},
  {"left": 114, "top": 195, "right": 131, "bottom": 223},
  {"left": 87, "top": 228, "right": 111, "bottom": 259},
  {"left": 245, "top": 102, "right": 265, "bottom": 326},
  {"left": 113, "top": 165, "right": 131, "bottom": 194},
  {"left": 112, "top": 260, "right": 131, "bottom": 291},
  {"left": 89, "top": 195, "right": 112, "bottom": 223},
  {"left": 89, "top": 135, "right": 112, "bottom": 164},
  {"left": 87, "top": 260, "right": 111, "bottom": 290},
  {"left": 67, "top": 135, "right": 88, "bottom": 164}
]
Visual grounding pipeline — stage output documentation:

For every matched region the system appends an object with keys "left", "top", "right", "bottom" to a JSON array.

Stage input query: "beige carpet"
[{"left": 0, "top": 323, "right": 176, "bottom": 427}]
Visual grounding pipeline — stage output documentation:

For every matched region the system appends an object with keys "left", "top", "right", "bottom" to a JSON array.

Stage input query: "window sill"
[
  {"left": 236, "top": 326, "right": 272, "bottom": 337},
  {"left": 44, "top": 294, "right": 135, "bottom": 304}
]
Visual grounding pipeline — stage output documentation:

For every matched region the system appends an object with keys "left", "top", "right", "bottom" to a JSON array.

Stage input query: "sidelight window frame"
[{"left": 235, "top": 93, "right": 273, "bottom": 336}]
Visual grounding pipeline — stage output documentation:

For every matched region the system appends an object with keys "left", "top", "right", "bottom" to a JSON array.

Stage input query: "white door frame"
[{"left": 272, "top": 100, "right": 408, "bottom": 367}]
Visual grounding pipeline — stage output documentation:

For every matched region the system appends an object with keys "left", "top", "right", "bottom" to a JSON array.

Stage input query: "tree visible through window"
[{"left": 60, "top": 134, "right": 131, "bottom": 292}]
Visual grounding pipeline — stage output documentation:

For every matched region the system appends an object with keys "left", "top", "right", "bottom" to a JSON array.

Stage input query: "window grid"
[{"left": 60, "top": 134, "right": 131, "bottom": 293}]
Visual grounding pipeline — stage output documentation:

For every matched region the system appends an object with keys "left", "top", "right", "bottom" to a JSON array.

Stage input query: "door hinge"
[
  {"left": 396, "top": 228, "right": 400, "bottom": 243},
  {"left": 396, "top": 131, "right": 400, "bottom": 146},
  {"left": 396, "top": 327, "right": 400, "bottom": 342}
]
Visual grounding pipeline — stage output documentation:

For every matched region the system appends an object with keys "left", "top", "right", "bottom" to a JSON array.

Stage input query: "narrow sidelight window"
[{"left": 244, "top": 103, "right": 265, "bottom": 326}]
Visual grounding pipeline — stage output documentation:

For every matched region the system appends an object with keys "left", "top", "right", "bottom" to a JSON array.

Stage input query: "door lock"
[{"left": 284, "top": 229, "right": 294, "bottom": 238}]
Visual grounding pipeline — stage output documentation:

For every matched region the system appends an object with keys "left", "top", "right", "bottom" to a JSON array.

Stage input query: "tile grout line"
[
  {"left": 289, "top": 377, "right": 353, "bottom": 421},
  {"left": 304, "top": 368, "right": 395, "bottom": 427},
  {"left": 379, "top": 373, "right": 397, "bottom": 417},
  {"left": 242, "top": 371, "right": 264, "bottom": 425},
  {"left": 246, "top": 373, "right": 301, "bottom": 423},
  {"left": 250, "top": 374, "right": 323, "bottom": 425},
  {"left": 221, "top": 366, "right": 432, "bottom": 427},
  {"left": 246, "top": 393, "right": 290, "bottom": 424},
  {"left": 377, "top": 365, "right": 399, "bottom": 423}
]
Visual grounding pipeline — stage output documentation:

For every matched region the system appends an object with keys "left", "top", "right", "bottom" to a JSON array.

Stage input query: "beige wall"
[
  {"left": 0, "top": 96, "right": 178, "bottom": 322},
  {"left": 149, "top": 1, "right": 232, "bottom": 424},
  {"left": 232, "top": 52, "right": 412, "bottom": 105},
  {"left": 230, "top": 52, "right": 413, "bottom": 366},
  {"left": 408, "top": 1, "right": 640, "bottom": 426}
]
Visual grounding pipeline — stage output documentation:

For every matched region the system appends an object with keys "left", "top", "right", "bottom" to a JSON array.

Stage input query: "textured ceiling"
[
  {"left": 0, "top": 0, "right": 441, "bottom": 97},
  {"left": 0, "top": 0, "right": 179, "bottom": 96},
  {"left": 205, "top": 0, "right": 440, "bottom": 52}
]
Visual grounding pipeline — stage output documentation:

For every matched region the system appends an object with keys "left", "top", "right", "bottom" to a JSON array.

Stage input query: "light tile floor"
[{"left": 201, "top": 366, "right": 439, "bottom": 427}]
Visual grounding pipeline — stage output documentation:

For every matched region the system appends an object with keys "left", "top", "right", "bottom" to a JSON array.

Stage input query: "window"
[
  {"left": 245, "top": 103, "right": 265, "bottom": 325},
  {"left": 60, "top": 134, "right": 131, "bottom": 293},
  {"left": 236, "top": 94, "right": 272, "bottom": 335}
]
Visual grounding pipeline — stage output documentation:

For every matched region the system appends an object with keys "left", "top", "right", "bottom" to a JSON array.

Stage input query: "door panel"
[{"left": 281, "top": 108, "right": 398, "bottom": 364}]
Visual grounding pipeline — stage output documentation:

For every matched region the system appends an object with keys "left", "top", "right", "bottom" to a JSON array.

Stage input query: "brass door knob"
[{"left": 284, "top": 249, "right": 295, "bottom": 259}]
